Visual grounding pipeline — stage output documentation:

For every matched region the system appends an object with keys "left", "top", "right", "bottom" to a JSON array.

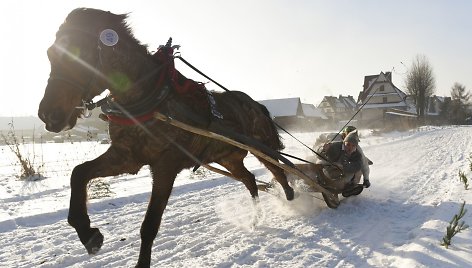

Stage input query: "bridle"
[
  {"left": 47, "top": 65, "right": 101, "bottom": 118},
  {"left": 47, "top": 28, "right": 108, "bottom": 118}
]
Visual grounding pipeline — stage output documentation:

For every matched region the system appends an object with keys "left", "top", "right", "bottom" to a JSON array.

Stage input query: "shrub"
[
  {"left": 88, "top": 178, "right": 114, "bottom": 199},
  {"left": 189, "top": 167, "right": 211, "bottom": 180},
  {"left": 441, "top": 201, "right": 469, "bottom": 249},
  {"left": 458, "top": 170, "right": 469, "bottom": 190},
  {"left": 0, "top": 120, "right": 44, "bottom": 180},
  {"left": 469, "top": 153, "right": 472, "bottom": 172}
]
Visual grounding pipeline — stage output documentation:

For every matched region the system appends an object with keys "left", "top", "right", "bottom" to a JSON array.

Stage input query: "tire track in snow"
[{"left": 351, "top": 126, "right": 472, "bottom": 266}]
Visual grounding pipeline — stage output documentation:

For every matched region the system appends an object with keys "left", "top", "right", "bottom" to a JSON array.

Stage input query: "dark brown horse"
[{"left": 38, "top": 8, "right": 294, "bottom": 268}]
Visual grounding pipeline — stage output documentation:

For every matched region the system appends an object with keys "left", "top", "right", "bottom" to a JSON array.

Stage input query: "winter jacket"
[
  {"left": 316, "top": 133, "right": 370, "bottom": 181},
  {"left": 318, "top": 141, "right": 363, "bottom": 181}
]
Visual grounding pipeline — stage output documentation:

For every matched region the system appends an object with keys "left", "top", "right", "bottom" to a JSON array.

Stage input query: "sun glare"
[
  {"left": 0, "top": 1, "right": 137, "bottom": 116},
  {"left": 0, "top": 2, "right": 75, "bottom": 116}
]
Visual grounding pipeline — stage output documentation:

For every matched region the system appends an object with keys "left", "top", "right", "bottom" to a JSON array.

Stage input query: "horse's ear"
[{"left": 99, "top": 29, "right": 119, "bottom": 47}]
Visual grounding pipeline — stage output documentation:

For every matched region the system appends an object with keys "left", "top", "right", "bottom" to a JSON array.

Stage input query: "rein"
[
  {"left": 75, "top": 35, "right": 338, "bottom": 170},
  {"left": 175, "top": 56, "right": 231, "bottom": 92},
  {"left": 175, "top": 55, "right": 340, "bottom": 170},
  {"left": 329, "top": 85, "right": 380, "bottom": 143}
]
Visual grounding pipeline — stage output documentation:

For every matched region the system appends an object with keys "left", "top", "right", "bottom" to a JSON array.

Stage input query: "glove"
[{"left": 363, "top": 180, "right": 371, "bottom": 188}]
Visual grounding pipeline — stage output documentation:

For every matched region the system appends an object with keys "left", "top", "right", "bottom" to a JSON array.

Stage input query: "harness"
[
  {"left": 97, "top": 38, "right": 217, "bottom": 125},
  {"left": 72, "top": 35, "right": 338, "bottom": 170},
  {"left": 100, "top": 85, "right": 171, "bottom": 125}
]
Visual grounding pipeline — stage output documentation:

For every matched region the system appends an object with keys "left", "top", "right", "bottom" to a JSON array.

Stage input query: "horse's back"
[{"left": 214, "top": 90, "right": 283, "bottom": 151}]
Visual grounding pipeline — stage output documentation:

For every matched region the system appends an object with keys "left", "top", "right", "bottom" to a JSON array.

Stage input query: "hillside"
[
  {"left": 0, "top": 113, "right": 108, "bottom": 142},
  {"left": 0, "top": 116, "right": 44, "bottom": 131}
]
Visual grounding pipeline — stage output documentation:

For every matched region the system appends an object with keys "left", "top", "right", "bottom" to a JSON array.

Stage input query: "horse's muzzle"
[{"left": 38, "top": 108, "right": 73, "bottom": 133}]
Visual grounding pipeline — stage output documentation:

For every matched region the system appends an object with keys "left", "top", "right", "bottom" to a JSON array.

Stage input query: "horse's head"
[{"left": 38, "top": 8, "right": 146, "bottom": 132}]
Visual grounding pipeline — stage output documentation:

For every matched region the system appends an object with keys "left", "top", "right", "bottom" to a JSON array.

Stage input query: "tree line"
[{"left": 405, "top": 54, "right": 471, "bottom": 124}]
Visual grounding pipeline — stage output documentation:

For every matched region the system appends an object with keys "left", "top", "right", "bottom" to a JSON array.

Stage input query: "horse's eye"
[
  {"left": 51, "top": 35, "right": 83, "bottom": 63},
  {"left": 54, "top": 36, "right": 70, "bottom": 57},
  {"left": 68, "top": 46, "right": 82, "bottom": 60}
]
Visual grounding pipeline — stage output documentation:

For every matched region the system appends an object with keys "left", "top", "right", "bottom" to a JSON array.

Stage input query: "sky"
[
  {"left": 1, "top": 126, "right": 472, "bottom": 266},
  {"left": 1, "top": 0, "right": 471, "bottom": 117}
]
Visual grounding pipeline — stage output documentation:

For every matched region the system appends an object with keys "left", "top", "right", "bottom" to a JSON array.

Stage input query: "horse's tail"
[{"left": 258, "top": 103, "right": 285, "bottom": 151}]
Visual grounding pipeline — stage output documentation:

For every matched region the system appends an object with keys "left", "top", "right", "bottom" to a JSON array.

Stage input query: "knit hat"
[
  {"left": 343, "top": 129, "right": 359, "bottom": 146},
  {"left": 342, "top": 125, "right": 357, "bottom": 135}
]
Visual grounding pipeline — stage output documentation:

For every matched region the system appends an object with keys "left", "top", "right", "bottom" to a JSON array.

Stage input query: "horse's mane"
[{"left": 58, "top": 8, "right": 148, "bottom": 52}]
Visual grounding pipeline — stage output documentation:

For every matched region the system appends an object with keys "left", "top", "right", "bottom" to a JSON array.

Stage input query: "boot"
[{"left": 341, "top": 184, "right": 364, "bottom": 197}]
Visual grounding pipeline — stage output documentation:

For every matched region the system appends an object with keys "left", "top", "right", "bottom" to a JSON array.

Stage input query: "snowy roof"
[
  {"left": 320, "top": 95, "right": 356, "bottom": 110},
  {"left": 338, "top": 95, "right": 357, "bottom": 109},
  {"left": 318, "top": 96, "right": 338, "bottom": 108},
  {"left": 335, "top": 99, "right": 345, "bottom": 108},
  {"left": 301, "top": 103, "right": 328, "bottom": 119},
  {"left": 259, "top": 98, "right": 301, "bottom": 117},
  {"left": 431, "top": 95, "right": 449, "bottom": 103}
]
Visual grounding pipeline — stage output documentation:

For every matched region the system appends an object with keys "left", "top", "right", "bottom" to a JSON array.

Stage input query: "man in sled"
[
  {"left": 260, "top": 127, "right": 370, "bottom": 208},
  {"left": 314, "top": 129, "right": 365, "bottom": 199},
  {"left": 314, "top": 126, "right": 371, "bottom": 189},
  {"left": 281, "top": 130, "right": 364, "bottom": 208}
]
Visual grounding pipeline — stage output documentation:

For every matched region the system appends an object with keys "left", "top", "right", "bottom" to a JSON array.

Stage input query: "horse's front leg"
[
  {"left": 67, "top": 146, "right": 142, "bottom": 255},
  {"left": 136, "top": 159, "right": 180, "bottom": 268}
]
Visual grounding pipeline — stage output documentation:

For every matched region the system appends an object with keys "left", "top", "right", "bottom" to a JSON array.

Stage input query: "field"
[{"left": 1, "top": 126, "right": 471, "bottom": 267}]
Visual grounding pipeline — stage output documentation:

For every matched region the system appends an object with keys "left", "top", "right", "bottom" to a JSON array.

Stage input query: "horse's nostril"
[
  {"left": 47, "top": 111, "right": 65, "bottom": 124},
  {"left": 38, "top": 112, "right": 46, "bottom": 122}
]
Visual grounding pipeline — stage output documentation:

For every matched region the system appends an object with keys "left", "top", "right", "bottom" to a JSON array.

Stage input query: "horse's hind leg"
[
  {"left": 257, "top": 157, "right": 294, "bottom": 201},
  {"left": 217, "top": 151, "right": 258, "bottom": 199}
]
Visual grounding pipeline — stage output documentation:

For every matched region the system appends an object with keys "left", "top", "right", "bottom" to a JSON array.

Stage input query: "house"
[
  {"left": 425, "top": 95, "right": 451, "bottom": 124},
  {"left": 317, "top": 95, "right": 356, "bottom": 122},
  {"left": 259, "top": 97, "right": 328, "bottom": 131},
  {"left": 302, "top": 103, "right": 328, "bottom": 120},
  {"left": 259, "top": 97, "right": 303, "bottom": 119},
  {"left": 357, "top": 72, "right": 412, "bottom": 128},
  {"left": 427, "top": 95, "right": 448, "bottom": 116}
]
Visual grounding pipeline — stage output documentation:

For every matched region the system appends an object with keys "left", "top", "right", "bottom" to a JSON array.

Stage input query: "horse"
[{"left": 38, "top": 8, "right": 294, "bottom": 267}]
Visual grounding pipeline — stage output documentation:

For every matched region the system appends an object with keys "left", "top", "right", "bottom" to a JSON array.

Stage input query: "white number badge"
[{"left": 100, "top": 29, "right": 119, "bottom": 46}]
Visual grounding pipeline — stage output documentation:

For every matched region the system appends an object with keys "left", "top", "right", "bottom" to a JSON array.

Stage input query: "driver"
[
  {"left": 341, "top": 126, "right": 371, "bottom": 188},
  {"left": 316, "top": 130, "right": 364, "bottom": 197}
]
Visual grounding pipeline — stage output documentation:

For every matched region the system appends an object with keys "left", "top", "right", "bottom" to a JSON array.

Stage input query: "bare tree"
[
  {"left": 405, "top": 54, "right": 436, "bottom": 120},
  {"left": 451, "top": 82, "right": 470, "bottom": 103},
  {"left": 448, "top": 82, "right": 471, "bottom": 124}
]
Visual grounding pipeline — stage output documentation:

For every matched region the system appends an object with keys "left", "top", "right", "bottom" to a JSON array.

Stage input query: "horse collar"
[{"left": 101, "top": 85, "right": 171, "bottom": 125}]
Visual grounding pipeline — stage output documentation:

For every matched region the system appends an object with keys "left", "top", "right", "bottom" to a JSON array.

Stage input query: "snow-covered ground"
[{"left": 1, "top": 126, "right": 471, "bottom": 267}]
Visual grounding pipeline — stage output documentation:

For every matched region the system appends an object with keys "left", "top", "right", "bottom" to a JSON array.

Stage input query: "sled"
[{"left": 154, "top": 112, "right": 351, "bottom": 209}]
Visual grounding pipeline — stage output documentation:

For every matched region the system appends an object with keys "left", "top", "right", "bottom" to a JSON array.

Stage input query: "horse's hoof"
[
  {"left": 84, "top": 228, "right": 104, "bottom": 255},
  {"left": 135, "top": 260, "right": 151, "bottom": 268},
  {"left": 284, "top": 187, "right": 294, "bottom": 201}
]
